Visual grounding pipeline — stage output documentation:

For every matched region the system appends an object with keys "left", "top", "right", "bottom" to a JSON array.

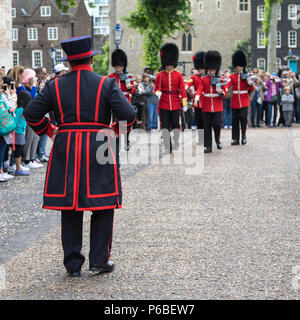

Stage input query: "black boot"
[
  {"left": 216, "top": 141, "right": 222, "bottom": 150},
  {"left": 241, "top": 136, "right": 247, "bottom": 145},
  {"left": 204, "top": 147, "right": 212, "bottom": 153},
  {"left": 231, "top": 139, "right": 239, "bottom": 145}
]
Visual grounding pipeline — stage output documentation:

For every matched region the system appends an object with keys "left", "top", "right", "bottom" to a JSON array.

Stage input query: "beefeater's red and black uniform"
[
  {"left": 23, "top": 64, "right": 136, "bottom": 212},
  {"left": 23, "top": 64, "right": 136, "bottom": 273}
]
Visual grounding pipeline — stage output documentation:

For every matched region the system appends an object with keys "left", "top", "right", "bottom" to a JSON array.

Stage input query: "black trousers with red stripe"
[{"left": 61, "top": 209, "right": 114, "bottom": 273}]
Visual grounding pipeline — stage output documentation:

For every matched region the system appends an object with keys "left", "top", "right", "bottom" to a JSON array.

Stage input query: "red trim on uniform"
[
  {"left": 76, "top": 70, "right": 81, "bottom": 122},
  {"left": 106, "top": 217, "right": 114, "bottom": 263},
  {"left": 75, "top": 132, "right": 83, "bottom": 210},
  {"left": 44, "top": 132, "right": 71, "bottom": 198},
  {"left": 58, "top": 122, "right": 111, "bottom": 128},
  {"left": 67, "top": 50, "right": 93, "bottom": 60},
  {"left": 86, "top": 131, "right": 118, "bottom": 198},
  {"left": 55, "top": 78, "right": 64, "bottom": 124},
  {"left": 71, "top": 65, "right": 93, "bottom": 72},
  {"left": 94, "top": 76, "right": 107, "bottom": 122},
  {"left": 35, "top": 123, "right": 49, "bottom": 135},
  {"left": 27, "top": 117, "right": 46, "bottom": 126}
]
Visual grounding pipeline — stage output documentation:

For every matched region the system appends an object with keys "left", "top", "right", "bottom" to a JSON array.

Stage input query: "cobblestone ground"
[{"left": 0, "top": 127, "right": 300, "bottom": 300}]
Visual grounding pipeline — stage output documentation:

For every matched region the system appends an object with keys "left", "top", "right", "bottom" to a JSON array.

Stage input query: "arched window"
[{"left": 182, "top": 30, "right": 192, "bottom": 52}]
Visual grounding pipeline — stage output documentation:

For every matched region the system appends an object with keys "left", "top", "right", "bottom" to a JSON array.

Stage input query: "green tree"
[
  {"left": 123, "top": 0, "right": 195, "bottom": 71},
  {"left": 262, "top": 0, "right": 283, "bottom": 72},
  {"left": 229, "top": 37, "right": 252, "bottom": 71},
  {"left": 93, "top": 41, "right": 110, "bottom": 75},
  {"left": 55, "top": 0, "right": 94, "bottom": 13}
]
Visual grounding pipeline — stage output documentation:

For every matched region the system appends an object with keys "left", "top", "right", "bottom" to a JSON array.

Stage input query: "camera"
[
  {"left": 10, "top": 82, "right": 15, "bottom": 90},
  {"left": 2, "top": 83, "right": 7, "bottom": 91},
  {"left": 119, "top": 72, "right": 136, "bottom": 83}
]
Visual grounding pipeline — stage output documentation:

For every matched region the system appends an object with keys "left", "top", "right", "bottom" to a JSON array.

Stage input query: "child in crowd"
[
  {"left": 14, "top": 90, "right": 31, "bottom": 176},
  {"left": 281, "top": 86, "right": 294, "bottom": 128}
]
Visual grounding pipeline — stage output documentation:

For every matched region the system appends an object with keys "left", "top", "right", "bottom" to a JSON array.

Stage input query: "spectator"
[
  {"left": 294, "top": 76, "right": 300, "bottom": 124},
  {"left": 141, "top": 73, "right": 158, "bottom": 131},
  {"left": 132, "top": 74, "right": 146, "bottom": 126},
  {"left": 281, "top": 86, "right": 294, "bottom": 128},
  {"left": 223, "top": 69, "right": 232, "bottom": 129},
  {"left": 277, "top": 78, "right": 288, "bottom": 127},
  {"left": 14, "top": 91, "right": 31, "bottom": 176},
  {"left": 265, "top": 73, "right": 282, "bottom": 127},
  {"left": 7, "top": 65, "right": 24, "bottom": 90},
  {"left": 54, "top": 64, "right": 69, "bottom": 78},
  {"left": 250, "top": 76, "right": 264, "bottom": 128},
  {"left": 20, "top": 69, "right": 43, "bottom": 169}
]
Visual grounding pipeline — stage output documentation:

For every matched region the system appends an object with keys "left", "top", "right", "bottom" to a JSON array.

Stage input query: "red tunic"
[
  {"left": 108, "top": 72, "right": 136, "bottom": 104},
  {"left": 186, "top": 74, "right": 203, "bottom": 109},
  {"left": 195, "top": 75, "right": 229, "bottom": 113},
  {"left": 154, "top": 70, "right": 187, "bottom": 111},
  {"left": 229, "top": 73, "right": 255, "bottom": 109}
]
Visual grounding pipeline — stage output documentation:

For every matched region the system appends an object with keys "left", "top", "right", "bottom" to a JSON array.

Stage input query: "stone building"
[
  {"left": 109, "top": 0, "right": 252, "bottom": 75},
  {"left": 251, "top": 0, "right": 300, "bottom": 73},
  {"left": 12, "top": 0, "right": 91, "bottom": 72},
  {"left": 0, "top": 0, "right": 13, "bottom": 70}
]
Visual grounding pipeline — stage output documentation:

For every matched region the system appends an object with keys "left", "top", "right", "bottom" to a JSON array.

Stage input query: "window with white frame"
[
  {"left": 257, "top": 5, "right": 265, "bottom": 21},
  {"left": 12, "top": 8, "right": 16, "bottom": 18},
  {"left": 12, "top": 28, "right": 18, "bottom": 41},
  {"left": 288, "top": 4, "right": 297, "bottom": 20},
  {"left": 55, "top": 49, "right": 64, "bottom": 65},
  {"left": 32, "top": 50, "right": 43, "bottom": 68},
  {"left": 12, "top": 51, "right": 19, "bottom": 66},
  {"left": 276, "top": 31, "right": 281, "bottom": 48},
  {"left": 257, "top": 32, "right": 266, "bottom": 48},
  {"left": 276, "top": 58, "right": 281, "bottom": 71},
  {"left": 28, "top": 28, "right": 38, "bottom": 41},
  {"left": 199, "top": 1, "right": 203, "bottom": 12},
  {"left": 41, "top": 6, "right": 51, "bottom": 17},
  {"left": 277, "top": 5, "right": 281, "bottom": 20},
  {"left": 239, "top": 0, "right": 249, "bottom": 11},
  {"left": 48, "top": 27, "right": 58, "bottom": 41},
  {"left": 288, "top": 30, "right": 297, "bottom": 48},
  {"left": 257, "top": 58, "right": 266, "bottom": 71}
]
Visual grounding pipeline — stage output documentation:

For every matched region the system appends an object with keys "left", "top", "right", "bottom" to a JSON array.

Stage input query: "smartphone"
[
  {"left": 2, "top": 84, "right": 7, "bottom": 91},
  {"left": 10, "top": 82, "right": 15, "bottom": 90}
]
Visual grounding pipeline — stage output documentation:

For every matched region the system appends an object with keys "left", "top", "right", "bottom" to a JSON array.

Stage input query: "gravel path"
[{"left": 0, "top": 127, "right": 300, "bottom": 300}]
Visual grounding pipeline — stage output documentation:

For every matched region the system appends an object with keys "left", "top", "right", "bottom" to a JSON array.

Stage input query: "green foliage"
[
  {"left": 54, "top": 0, "right": 77, "bottom": 13},
  {"left": 55, "top": 0, "right": 95, "bottom": 13},
  {"left": 123, "top": 0, "right": 195, "bottom": 71},
  {"left": 93, "top": 41, "right": 110, "bottom": 75},
  {"left": 229, "top": 37, "right": 252, "bottom": 71},
  {"left": 262, "top": 0, "right": 283, "bottom": 45}
]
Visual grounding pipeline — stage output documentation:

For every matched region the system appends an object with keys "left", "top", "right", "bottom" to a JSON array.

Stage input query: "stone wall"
[
  {"left": 0, "top": 0, "right": 13, "bottom": 70},
  {"left": 109, "top": 0, "right": 251, "bottom": 75}
]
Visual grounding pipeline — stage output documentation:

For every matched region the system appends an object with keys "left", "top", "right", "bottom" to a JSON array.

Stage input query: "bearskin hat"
[
  {"left": 204, "top": 50, "right": 222, "bottom": 70},
  {"left": 111, "top": 49, "right": 127, "bottom": 70},
  {"left": 232, "top": 50, "right": 247, "bottom": 68},
  {"left": 160, "top": 43, "right": 179, "bottom": 69},
  {"left": 193, "top": 51, "right": 206, "bottom": 70}
]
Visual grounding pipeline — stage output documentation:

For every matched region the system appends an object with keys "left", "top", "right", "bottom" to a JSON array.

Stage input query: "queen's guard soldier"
[
  {"left": 229, "top": 50, "right": 254, "bottom": 145},
  {"left": 185, "top": 51, "right": 206, "bottom": 144},
  {"left": 154, "top": 43, "right": 187, "bottom": 152},
  {"left": 23, "top": 36, "right": 137, "bottom": 277},
  {"left": 194, "top": 51, "right": 229, "bottom": 153},
  {"left": 109, "top": 49, "right": 136, "bottom": 151}
]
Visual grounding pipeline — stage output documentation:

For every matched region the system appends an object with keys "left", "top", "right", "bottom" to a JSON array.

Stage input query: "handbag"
[
  {"left": 0, "top": 98, "right": 16, "bottom": 136},
  {"left": 270, "top": 95, "right": 277, "bottom": 103}
]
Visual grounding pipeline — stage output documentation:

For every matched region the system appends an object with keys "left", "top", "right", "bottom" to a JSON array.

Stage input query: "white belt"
[
  {"left": 233, "top": 90, "right": 248, "bottom": 94},
  {"left": 203, "top": 93, "right": 219, "bottom": 98}
]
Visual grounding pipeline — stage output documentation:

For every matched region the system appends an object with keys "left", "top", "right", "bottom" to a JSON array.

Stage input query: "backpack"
[{"left": 0, "top": 96, "right": 16, "bottom": 136}]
